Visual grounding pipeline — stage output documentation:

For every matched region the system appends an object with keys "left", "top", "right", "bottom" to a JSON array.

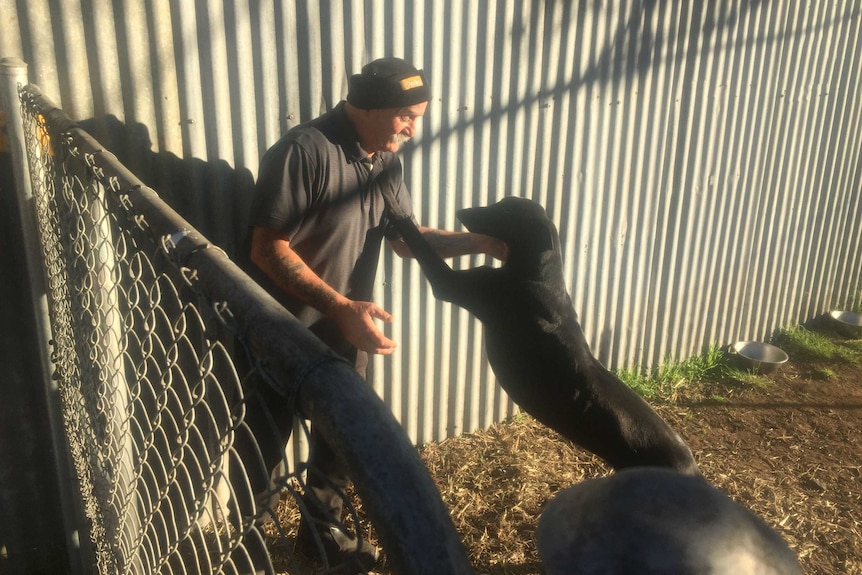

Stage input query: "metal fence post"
[{"left": 0, "top": 57, "right": 86, "bottom": 574}]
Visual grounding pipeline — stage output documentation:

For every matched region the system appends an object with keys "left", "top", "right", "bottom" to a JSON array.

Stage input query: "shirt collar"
[{"left": 330, "top": 102, "right": 372, "bottom": 165}]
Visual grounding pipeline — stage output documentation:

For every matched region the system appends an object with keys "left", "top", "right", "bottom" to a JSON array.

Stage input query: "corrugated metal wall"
[{"left": 3, "top": 1, "right": 861, "bottom": 444}]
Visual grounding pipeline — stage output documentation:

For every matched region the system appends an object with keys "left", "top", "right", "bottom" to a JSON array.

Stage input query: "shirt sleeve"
[{"left": 248, "top": 138, "right": 316, "bottom": 238}]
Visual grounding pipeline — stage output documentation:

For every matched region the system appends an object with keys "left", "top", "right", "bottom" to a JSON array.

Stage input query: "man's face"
[{"left": 364, "top": 101, "right": 428, "bottom": 153}]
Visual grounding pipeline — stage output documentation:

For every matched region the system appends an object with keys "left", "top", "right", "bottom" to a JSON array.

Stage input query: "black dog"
[{"left": 382, "top": 193, "right": 698, "bottom": 475}]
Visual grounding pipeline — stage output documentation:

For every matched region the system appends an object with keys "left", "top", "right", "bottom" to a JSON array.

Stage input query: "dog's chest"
[
  {"left": 474, "top": 276, "right": 572, "bottom": 324},
  {"left": 483, "top": 321, "right": 594, "bottom": 403}
]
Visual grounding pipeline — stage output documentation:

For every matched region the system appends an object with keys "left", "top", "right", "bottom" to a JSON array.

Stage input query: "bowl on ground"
[
  {"left": 729, "top": 341, "right": 789, "bottom": 374},
  {"left": 829, "top": 310, "right": 862, "bottom": 337}
]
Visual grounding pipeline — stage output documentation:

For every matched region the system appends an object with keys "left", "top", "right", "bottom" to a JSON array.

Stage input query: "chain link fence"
[{"left": 16, "top": 84, "right": 472, "bottom": 575}]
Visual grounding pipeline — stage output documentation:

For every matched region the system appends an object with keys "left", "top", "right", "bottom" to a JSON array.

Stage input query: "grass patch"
[
  {"left": 724, "top": 367, "right": 771, "bottom": 387},
  {"left": 617, "top": 345, "right": 725, "bottom": 399},
  {"left": 617, "top": 324, "right": 862, "bottom": 400},
  {"left": 775, "top": 325, "right": 862, "bottom": 365},
  {"left": 813, "top": 368, "right": 837, "bottom": 380}
]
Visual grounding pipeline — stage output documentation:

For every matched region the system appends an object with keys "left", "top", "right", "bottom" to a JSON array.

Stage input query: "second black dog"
[{"left": 382, "top": 193, "right": 698, "bottom": 475}]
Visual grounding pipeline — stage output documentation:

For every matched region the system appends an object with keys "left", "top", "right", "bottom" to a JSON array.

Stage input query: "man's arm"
[
  {"left": 250, "top": 226, "right": 397, "bottom": 355},
  {"left": 389, "top": 227, "right": 508, "bottom": 261}
]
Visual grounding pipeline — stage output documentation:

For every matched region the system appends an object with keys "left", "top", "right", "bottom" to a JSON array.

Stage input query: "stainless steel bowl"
[
  {"left": 730, "top": 341, "right": 789, "bottom": 374},
  {"left": 829, "top": 310, "right": 862, "bottom": 337}
]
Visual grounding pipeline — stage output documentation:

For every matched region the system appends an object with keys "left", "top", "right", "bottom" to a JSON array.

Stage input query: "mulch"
[
  {"left": 271, "top": 331, "right": 861, "bottom": 574},
  {"left": 416, "top": 335, "right": 862, "bottom": 575}
]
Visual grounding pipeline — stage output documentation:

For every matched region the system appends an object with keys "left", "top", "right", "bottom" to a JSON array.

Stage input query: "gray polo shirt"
[{"left": 248, "top": 102, "right": 413, "bottom": 353}]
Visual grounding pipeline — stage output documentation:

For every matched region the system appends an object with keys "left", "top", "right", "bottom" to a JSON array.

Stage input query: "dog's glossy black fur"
[{"left": 384, "top": 194, "right": 698, "bottom": 474}]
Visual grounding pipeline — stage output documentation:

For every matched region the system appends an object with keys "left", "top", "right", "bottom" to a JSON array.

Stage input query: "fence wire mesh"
[{"left": 17, "top": 85, "right": 471, "bottom": 575}]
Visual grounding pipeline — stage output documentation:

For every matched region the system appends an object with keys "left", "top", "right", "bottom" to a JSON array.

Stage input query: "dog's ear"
[
  {"left": 520, "top": 199, "right": 557, "bottom": 253},
  {"left": 533, "top": 219, "right": 557, "bottom": 252}
]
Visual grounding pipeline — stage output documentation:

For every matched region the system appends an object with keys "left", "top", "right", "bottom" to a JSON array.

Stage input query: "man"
[{"left": 247, "top": 57, "right": 506, "bottom": 569}]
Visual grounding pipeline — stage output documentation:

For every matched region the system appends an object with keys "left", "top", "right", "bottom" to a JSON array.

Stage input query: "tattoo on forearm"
[{"left": 263, "top": 244, "right": 338, "bottom": 311}]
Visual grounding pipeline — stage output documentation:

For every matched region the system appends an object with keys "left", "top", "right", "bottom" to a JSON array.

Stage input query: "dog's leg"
[{"left": 380, "top": 187, "right": 476, "bottom": 305}]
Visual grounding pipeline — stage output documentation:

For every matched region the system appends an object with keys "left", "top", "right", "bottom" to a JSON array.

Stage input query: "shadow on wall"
[{"left": 77, "top": 115, "right": 256, "bottom": 261}]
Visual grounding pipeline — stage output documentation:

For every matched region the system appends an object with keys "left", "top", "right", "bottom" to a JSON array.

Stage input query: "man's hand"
[
  {"left": 482, "top": 235, "right": 509, "bottom": 261},
  {"left": 328, "top": 299, "right": 398, "bottom": 355},
  {"left": 251, "top": 227, "right": 398, "bottom": 355}
]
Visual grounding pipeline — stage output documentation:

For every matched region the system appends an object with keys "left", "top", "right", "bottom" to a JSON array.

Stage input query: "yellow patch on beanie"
[{"left": 400, "top": 75, "right": 424, "bottom": 91}]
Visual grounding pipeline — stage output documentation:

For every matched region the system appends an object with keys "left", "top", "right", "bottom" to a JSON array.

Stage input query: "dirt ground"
[
  {"left": 415, "top": 330, "right": 862, "bottom": 575},
  {"left": 271, "top": 328, "right": 860, "bottom": 574}
]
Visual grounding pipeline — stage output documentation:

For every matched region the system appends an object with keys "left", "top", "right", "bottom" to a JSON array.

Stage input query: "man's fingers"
[
  {"left": 366, "top": 304, "right": 394, "bottom": 323},
  {"left": 371, "top": 331, "right": 397, "bottom": 354},
  {"left": 334, "top": 300, "right": 398, "bottom": 354},
  {"left": 362, "top": 335, "right": 396, "bottom": 355}
]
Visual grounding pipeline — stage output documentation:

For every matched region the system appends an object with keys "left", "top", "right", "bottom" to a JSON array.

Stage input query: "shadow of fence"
[{"left": 76, "top": 114, "right": 255, "bottom": 261}]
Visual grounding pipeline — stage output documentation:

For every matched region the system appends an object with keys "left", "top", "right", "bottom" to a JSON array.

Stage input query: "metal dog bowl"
[
  {"left": 829, "top": 310, "right": 862, "bottom": 337},
  {"left": 730, "top": 341, "right": 789, "bottom": 374}
]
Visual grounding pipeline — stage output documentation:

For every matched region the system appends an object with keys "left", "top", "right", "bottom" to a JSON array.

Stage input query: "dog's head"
[{"left": 457, "top": 196, "right": 558, "bottom": 255}]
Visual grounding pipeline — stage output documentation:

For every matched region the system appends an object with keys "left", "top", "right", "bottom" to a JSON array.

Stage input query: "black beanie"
[{"left": 347, "top": 57, "right": 430, "bottom": 110}]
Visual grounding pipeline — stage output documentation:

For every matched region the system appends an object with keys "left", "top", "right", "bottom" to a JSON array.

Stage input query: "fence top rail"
[{"left": 19, "top": 84, "right": 76, "bottom": 134}]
